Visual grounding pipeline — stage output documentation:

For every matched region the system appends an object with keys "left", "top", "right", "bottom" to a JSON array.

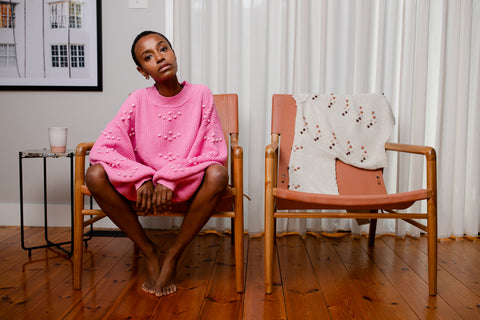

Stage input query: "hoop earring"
[{"left": 145, "top": 75, "right": 150, "bottom": 80}]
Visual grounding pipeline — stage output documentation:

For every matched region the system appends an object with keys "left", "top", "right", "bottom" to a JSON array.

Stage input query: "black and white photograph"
[{"left": 0, "top": 0, "right": 102, "bottom": 90}]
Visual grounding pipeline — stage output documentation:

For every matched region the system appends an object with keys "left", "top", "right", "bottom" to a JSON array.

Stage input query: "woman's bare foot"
[
  {"left": 154, "top": 253, "right": 178, "bottom": 297},
  {"left": 141, "top": 246, "right": 162, "bottom": 294}
]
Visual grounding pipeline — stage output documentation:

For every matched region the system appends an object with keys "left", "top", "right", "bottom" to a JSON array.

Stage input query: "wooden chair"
[
  {"left": 264, "top": 94, "right": 437, "bottom": 295},
  {"left": 73, "top": 94, "right": 244, "bottom": 292}
]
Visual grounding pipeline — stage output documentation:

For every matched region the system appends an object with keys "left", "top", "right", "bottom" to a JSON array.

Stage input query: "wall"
[{"left": 0, "top": 1, "right": 167, "bottom": 227}]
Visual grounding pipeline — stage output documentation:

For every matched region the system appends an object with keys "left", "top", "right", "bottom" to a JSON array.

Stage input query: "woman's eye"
[
  {"left": 160, "top": 46, "right": 168, "bottom": 52},
  {"left": 144, "top": 55, "right": 152, "bottom": 61}
]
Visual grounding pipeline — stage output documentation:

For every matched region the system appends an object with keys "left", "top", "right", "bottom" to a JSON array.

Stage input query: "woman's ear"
[{"left": 137, "top": 66, "right": 149, "bottom": 80}]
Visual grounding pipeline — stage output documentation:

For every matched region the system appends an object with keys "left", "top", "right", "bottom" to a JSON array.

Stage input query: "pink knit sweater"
[{"left": 89, "top": 82, "right": 227, "bottom": 202}]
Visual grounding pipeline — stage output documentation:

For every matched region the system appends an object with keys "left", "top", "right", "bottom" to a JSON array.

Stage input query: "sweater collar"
[{"left": 147, "top": 81, "right": 192, "bottom": 107}]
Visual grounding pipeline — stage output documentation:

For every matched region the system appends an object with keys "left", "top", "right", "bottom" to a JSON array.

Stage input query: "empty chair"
[{"left": 265, "top": 94, "right": 437, "bottom": 295}]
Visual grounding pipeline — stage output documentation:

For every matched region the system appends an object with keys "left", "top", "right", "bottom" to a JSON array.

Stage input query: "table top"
[{"left": 19, "top": 149, "right": 75, "bottom": 158}]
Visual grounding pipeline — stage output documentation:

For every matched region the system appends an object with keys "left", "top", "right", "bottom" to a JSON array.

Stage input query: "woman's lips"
[{"left": 158, "top": 64, "right": 171, "bottom": 72}]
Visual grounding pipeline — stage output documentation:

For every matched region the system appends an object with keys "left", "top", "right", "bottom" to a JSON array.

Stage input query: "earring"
[{"left": 145, "top": 75, "right": 150, "bottom": 80}]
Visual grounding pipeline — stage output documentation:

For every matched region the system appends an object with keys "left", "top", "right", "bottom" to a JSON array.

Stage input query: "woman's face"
[{"left": 134, "top": 33, "right": 178, "bottom": 82}]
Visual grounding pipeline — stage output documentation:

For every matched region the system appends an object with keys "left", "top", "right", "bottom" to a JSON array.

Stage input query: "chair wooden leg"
[
  {"left": 264, "top": 219, "right": 274, "bottom": 294},
  {"left": 73, "top": 212, "right": 84, "bottom": 289},
  {"left": 264, "top": 199, "right": 275, "bottom": 294},
  {"left": 230, "top": 217, "right": 235, "bottom": 244},
  {"left": 265, "top": 147, "right": 276, "bottom": 294},
  {"left": 234, "top": 213, "right": 244, "bottom": 293},
  {"left": 368, "top": 217, "right": 378, "bottom": 247},
  {"left": 427, "top": 200, "right": 438, "bottom": 295}
]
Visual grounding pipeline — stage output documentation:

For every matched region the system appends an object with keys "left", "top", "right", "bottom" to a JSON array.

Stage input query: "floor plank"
[
  {"left": 435, "top": 238, "right": 480, "bottom": 296},
  {"left": 1, "top": 227, "right": 480, "bottom": 320},
  {"left": 149, "top": 233, "right": 222, "bottom": 319},
  {"left": 198, "top": 234, "right": 244, "bottom": 320},
  {"left": 383, "top": 236, "right": 480, "bottom": 320},
  {"left": 277, "top": 235, "right": 330, "bottom": 319},
  {"left": 101, "top": 231, "right": 178, "bottom": 320},
  {"left": 0, "top": 229, "right": 76, "bottom": 320},
  {"left": 359, "top": 236, "right": 461, "bottom": 320},
  {"left": 330, "top": 236, "right": 419, "bottom": 319},
  {"left": 305, "top": 234, "right": 378, "bottom": 319},
  {"left": 66, "top": 239, "right": 138, "bottom": 319},
  {"left": 243, "top": 236, "right": 287, "bottom": 320},
  {"left": 62, "top": 237, "right": 134, "bottom": 319},
  {"left": 0, "top": 227, "right": 60, "bottom": 276},
  {"left": 0, "top": 228, "right": 50, "bottom": 295}
]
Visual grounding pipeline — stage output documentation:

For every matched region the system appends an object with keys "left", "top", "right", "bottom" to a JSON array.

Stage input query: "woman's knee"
[
  {"left": 205, "top": 165, "right": 228, "bottom": 193},
  {"left": 85, "top": 164, "right": 108, "bottom": 193}
]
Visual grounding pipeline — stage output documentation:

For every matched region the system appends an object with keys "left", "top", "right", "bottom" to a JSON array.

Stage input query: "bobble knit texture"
[
  {"left": 90, "top": 82, "right": 227, "bottom": 202},
  {"left": 289, "top": 93, "right": 394, "bottom": 195}
]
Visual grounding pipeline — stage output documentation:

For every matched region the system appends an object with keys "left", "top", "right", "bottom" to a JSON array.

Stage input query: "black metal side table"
[{"left": 19, "top": 149, "right": 74, "bottom": 256}]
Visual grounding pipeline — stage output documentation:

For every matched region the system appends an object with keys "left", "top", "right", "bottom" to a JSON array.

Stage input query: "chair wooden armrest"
[
  {"left": 230, "top": 136, "right": 243, "bottom": 191},
  {"left": 74, "top": 142, "right": 94, "bottom": 196},
  {"left": 385, "top": 142, "right": 436, "bottom": 160},
  {"left": 75, "top": 141, "right": 94, "bottom": 156},
  {"left": 231, "top": 142, "right": 243, "bottom": 159},
  {"left": 385, "top": 142, "right": 437, "bottom": 193},
  {"left": 231, "top": 134, "right": 243, "bottom": 166},
  {"left": 265, "top": 137, "right": 279, "bottom": 159},
  {"left": 265, "top": 134, "right": 280, "bottom": 194}
]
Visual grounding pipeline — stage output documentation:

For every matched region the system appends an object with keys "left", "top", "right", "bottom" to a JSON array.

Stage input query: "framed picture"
[{"left": 0, "top": 0, "right": 102, "bottom": 91}]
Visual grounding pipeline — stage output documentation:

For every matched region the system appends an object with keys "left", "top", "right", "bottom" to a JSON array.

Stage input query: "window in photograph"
[
  {"left": 50, "top": 1, "right": 83, "bottom": 29},
  {"left": 0, "top": 2, "right": 16, "bottom": 28},
  {"left": 70, "top": 44, "right": 85, "bottom": 68},
  {"left": 52, "top": 44, "right": 85, "bottom": 68},
  {"left": 0, "top": 44, "right": 16, "bottom": 70},
  {"left": 69, "top": 2, "right": 82, "bottom": 28}
]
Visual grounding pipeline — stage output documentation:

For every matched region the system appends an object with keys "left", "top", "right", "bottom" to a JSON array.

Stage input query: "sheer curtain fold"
[
  {"left": 465, "top": 0, "right": 480, "bottom": 236},
  {"left": 168, "top": 0, "right": 479, "bottom": 237}
]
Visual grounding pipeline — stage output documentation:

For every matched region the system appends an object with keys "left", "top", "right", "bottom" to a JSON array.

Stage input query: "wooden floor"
[{"left": 1, "top": 226, "right": 479, "bottom": 319}]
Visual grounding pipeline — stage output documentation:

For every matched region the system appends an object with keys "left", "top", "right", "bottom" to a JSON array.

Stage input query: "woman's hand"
[
  {"left": 152, "top": 183, "right": 173, "bottom": 213},
  {"left": 137, "top": 181, "right": 173, "bottom": 214},
  {"left": 136, "top": 180, "right": 155, "bottom": 214}
]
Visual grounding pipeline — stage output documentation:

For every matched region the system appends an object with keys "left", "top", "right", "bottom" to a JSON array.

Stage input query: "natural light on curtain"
[{"left": 164, "top": 0, "right": 480, "bottom": 238}]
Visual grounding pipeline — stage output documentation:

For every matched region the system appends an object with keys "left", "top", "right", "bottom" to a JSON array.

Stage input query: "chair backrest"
[
  {"left": 271, "top": 94, "right": 387, "bottom": 196},
  {"left": 214, "top": 94, "right": 239, "bottom": 167},
  {"left": 214, "top": 94, "right": 239, "bottom": 138}
]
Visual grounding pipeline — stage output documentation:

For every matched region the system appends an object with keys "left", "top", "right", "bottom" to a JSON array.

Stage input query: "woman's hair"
[{"left": 131, "top": 31, "right": 173, "bottom": 67}]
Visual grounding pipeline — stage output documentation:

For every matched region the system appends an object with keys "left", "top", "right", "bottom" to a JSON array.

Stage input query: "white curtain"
[{"left": 164, "top": 0, "right": 480, "bottom": 238}]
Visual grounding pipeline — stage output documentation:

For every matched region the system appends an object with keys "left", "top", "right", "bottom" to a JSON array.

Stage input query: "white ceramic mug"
[{"left": 48, "top": 127, "right": 68, "bottom": 153}]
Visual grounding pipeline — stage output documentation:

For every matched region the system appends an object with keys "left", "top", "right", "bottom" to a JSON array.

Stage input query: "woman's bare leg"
[
  {"left": 85, "top": 164, "right": 161, "bottom": 293},
  {"left": 154, "top": 164, "right": 228, "bottom": 296}
]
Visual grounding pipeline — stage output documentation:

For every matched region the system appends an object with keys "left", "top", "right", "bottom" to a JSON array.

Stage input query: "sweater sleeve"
[
  {"left": 89, "top": 91, "right": 156, "bottom": 197},
  {"left": 153, "top": 89, "right": 227, "bottom": 190}
]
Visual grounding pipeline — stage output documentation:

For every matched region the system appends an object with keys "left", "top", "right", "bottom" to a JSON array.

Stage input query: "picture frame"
[{"left": 0, "top": 0, "right": 102, "bottom": 91}]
